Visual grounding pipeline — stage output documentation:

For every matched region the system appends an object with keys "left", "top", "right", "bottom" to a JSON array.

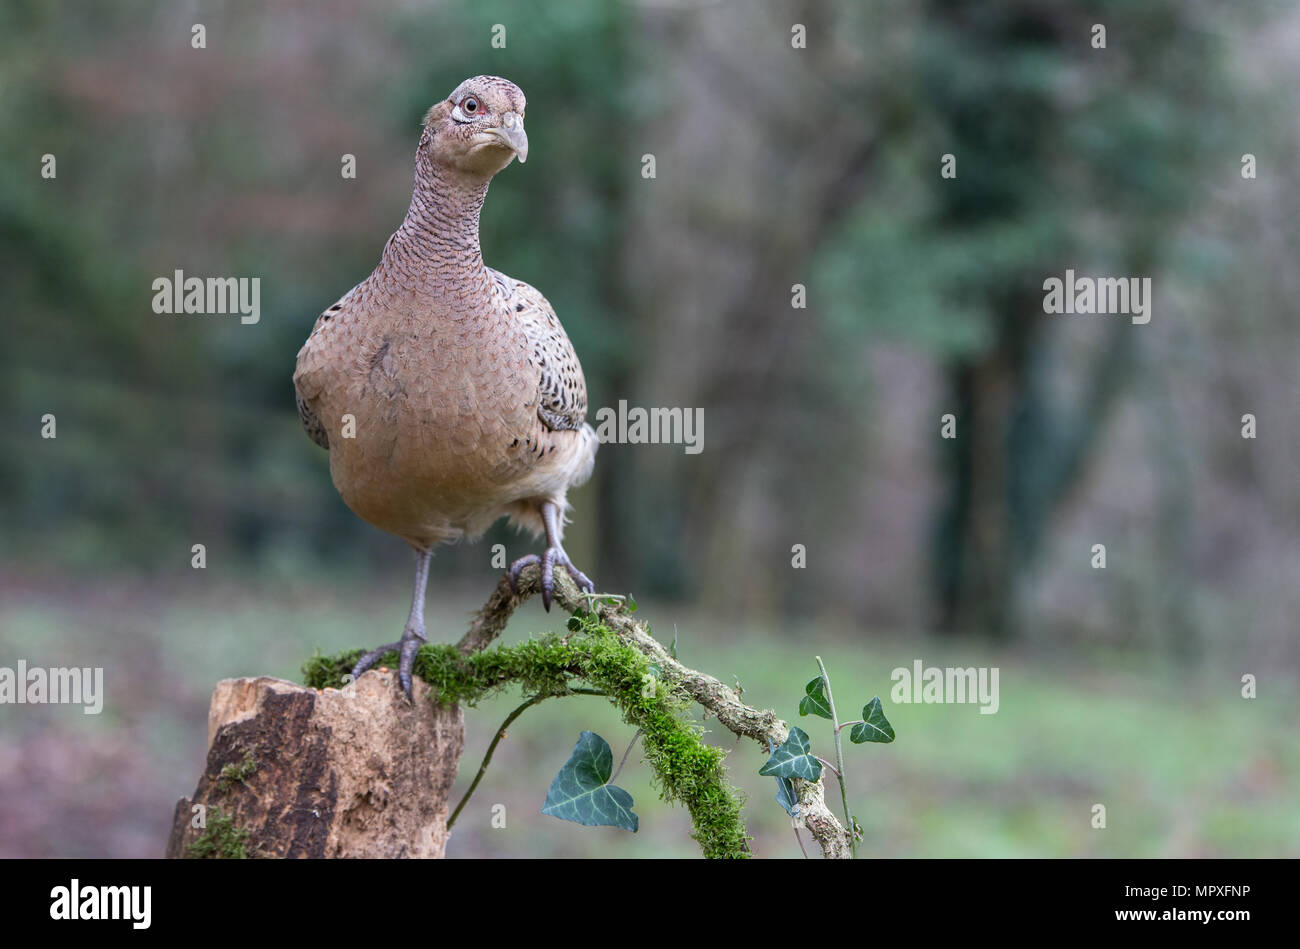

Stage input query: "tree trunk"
[{"left": 165, "top": 671, "right": 464, "bottom": 858}]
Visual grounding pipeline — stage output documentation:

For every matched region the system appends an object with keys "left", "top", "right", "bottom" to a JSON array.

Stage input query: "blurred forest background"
[{"left": 1, "top": 0, "right": 1297, "bottom": 858}]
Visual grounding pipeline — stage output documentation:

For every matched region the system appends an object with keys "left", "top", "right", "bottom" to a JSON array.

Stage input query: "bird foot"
[
  {"left": 349, "top": 624, "right": 427, "bottom": 700},
  {"left": 508, "top": 549, "right": 595, "bottom": 611}
]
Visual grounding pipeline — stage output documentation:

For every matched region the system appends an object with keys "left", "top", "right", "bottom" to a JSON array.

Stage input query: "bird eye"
[{"left": 461, "top": 96, "right": 480, "bottom": 115}]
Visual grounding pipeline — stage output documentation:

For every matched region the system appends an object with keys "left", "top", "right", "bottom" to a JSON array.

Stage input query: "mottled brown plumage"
[{"left": 293, "top": 76, "right": 597, "bottom": 695}]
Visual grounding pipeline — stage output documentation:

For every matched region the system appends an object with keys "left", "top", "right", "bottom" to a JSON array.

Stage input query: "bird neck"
[{"left": 390, "top": 146, "right": 493, "bottom": 290}]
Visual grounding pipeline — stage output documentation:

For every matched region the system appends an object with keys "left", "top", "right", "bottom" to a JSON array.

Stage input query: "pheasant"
[{"left": 293, "top": 76, "right": 598, "bottom": 698}]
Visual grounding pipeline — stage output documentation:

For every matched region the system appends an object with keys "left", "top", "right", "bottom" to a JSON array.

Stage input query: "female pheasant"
[{"left": 293, "top": 76, "right": 598, "bottom": 697}]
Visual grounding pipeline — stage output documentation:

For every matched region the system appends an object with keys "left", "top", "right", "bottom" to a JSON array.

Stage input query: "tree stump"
[{"left": 165, "top": 671, "right": 464, "bottom": 858}]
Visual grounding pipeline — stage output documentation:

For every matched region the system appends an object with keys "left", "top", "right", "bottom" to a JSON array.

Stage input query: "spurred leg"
[{"left": 351, "top": 546, "right": 431, "bottom": 699}]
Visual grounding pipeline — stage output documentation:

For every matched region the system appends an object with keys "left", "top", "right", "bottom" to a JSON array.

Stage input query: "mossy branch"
[{"left": 303, "top": 565, "right": 853, "bottom": 859}]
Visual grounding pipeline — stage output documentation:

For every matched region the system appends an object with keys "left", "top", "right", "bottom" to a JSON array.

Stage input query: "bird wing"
[
  {"left": 295, "top": 387, "right": 329, "bottom": 449},
  {"left": 293, "top": 286, "right": 361, "bottom": 451},
  {"left": 490, "top": 269, "right": 589, "bottom": 432}
]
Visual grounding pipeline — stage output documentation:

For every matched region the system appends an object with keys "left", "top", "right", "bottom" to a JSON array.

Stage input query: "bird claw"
[
  {"left": 508, "top": 549, "right": 595, "bottom": 611},
  {"left": 349, "top": 625, "right": 427, "bottom": 700},
  {"left": 508, "top": 554, "right": 540, "bottom": 594}
]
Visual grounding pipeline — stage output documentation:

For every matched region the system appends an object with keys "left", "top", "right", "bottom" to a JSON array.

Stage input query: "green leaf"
[
  {"left": 799, "top": 676, "right": 833, "bottom": 719},
  {"left": 759, "top": 726, "right": 822, "bottom": 781},
  {"left": 627, "top": 593, "right": 639, "bottom": 614},
  {"left": 541, "top": 731, "right": 639, "bottom": 832},
  {"left": 849, "top": 697, "right": 896, "bottom": 744},
  {"left": 768, "top": 740, "right": 799, "bottom": 817}
]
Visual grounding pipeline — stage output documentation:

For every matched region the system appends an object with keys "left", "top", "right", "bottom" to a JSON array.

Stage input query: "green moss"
[
  {"left": 303, "top": 639, "right": 578, "bottom": 706},
  {"left": 561, "top": 611, "right": 750, "bottom": 858},
  {"left": 302, "top": 610, "right": 751, "bottom": 858},
  {"left": 217, "top": 751, "right": 258, "bottom": 792},
  {"left": 186, "top": 807, "right": 251, "bottom": 859}
]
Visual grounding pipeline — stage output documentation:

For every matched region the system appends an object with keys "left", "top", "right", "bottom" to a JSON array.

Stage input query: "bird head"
[{"left": 422, "top": 76, "right": 528, "bottom": 179}]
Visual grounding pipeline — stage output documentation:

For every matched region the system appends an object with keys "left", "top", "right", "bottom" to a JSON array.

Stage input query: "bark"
[{"left": 165, "top": 670, "right": 463, "bottom": 858}]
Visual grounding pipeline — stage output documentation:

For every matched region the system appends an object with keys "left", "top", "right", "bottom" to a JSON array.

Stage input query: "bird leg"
[
  {"left": 351, "top": 546, "right": 430, "bottom": 699},
  {"left": 508, "top": 501, "right": 595, "bottom": 611}
]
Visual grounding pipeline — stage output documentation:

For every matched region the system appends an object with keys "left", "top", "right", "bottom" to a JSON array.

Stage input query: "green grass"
[{"left": 1, "top": 567, "right": 1296, "bottom": 858}]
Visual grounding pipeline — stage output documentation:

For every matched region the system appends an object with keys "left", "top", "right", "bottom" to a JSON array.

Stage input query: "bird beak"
[{"left": 489, "top": 112, "right": 528, "bottom": 164}]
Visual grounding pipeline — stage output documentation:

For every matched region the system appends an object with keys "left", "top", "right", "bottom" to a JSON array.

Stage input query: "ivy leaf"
[
  {"left": 849, "top": 697, "right": 896, "bottom": 744},
  {"left": 768, "top": 740, "right": 799, "bottom": 817},
  {"left": 541, "top": 732, "right": 639, "bottom": 832},
  {"left": 799, "top": 676, "right": 833, "bottom": 719},
  {"left": 759, "top": 726, "right": 822, "bottom": 781}
]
